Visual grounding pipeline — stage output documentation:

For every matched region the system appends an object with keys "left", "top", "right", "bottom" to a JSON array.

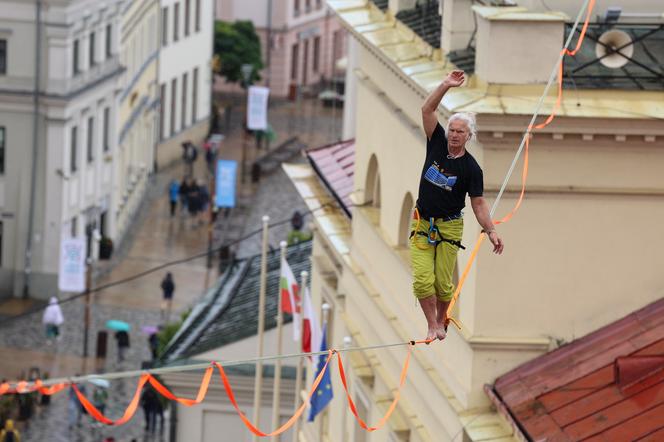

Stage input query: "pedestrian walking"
[
  {"left": 0, "top": 419, "right": 20, "bottom": 442},
  {"left": 168, "top": 180, "right": 179, "bottom": 217},
  {"left": 140, "top": 387, "right": 160, "bottom": 433},
  {"left": 160, "top": 273, "right": 175, "bottom": 321},
  {"left": 114, "top": 330, "right": 130, "bottom": 362},
  {"left": 148, "top": 331, "right": 159, "bottom": 361},
  {"left": 67, "top": 381, "right": 86, "bottom": 428},
  {"left": 178, "top": 177, "right": 192, "bottom": 215},
  {"left": 42, "top": 297, "right": 64, "bottom": 344},
  {"left": 92, "top": 387, "right": 108, "bottom": 416}
]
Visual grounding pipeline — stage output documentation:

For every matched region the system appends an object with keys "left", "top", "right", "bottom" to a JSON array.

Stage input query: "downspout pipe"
[{"left": 23, "top": 0, "right": 42, "bottom": 298}]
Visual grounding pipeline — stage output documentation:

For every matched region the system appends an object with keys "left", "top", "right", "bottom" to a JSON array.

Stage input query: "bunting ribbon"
[
  {"left": 446, "top": 0, "right": 597, "bottom": 327},
  {"left": 0, "top": 346, "right": 416, "bottom": 436}
]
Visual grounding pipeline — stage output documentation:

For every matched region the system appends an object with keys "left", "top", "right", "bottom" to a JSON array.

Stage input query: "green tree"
[{"left": 214, "top": 20, "right": 264, "bottom": 87}]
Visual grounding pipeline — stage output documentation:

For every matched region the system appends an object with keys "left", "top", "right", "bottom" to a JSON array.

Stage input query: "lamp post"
[
  {"left": 241, "top": 63, "right": 254, "bottom": 184},
  {"left": 82, "top": 228, "right": 101, "bottom": 359}
]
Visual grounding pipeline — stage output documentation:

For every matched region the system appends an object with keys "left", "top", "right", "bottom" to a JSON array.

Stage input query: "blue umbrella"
[{"left": 106, "top": 319, "right": 131, "bottom": 332}]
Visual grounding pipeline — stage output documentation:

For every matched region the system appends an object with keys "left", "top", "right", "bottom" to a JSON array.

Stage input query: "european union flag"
[{"left": 308, "top": 324, "right": 333, "bottom": 422}]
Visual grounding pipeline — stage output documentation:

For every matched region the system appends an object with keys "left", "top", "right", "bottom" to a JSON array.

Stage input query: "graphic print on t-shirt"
[{"left": 424, "top": 161, "right": 457, "bottom": 191}]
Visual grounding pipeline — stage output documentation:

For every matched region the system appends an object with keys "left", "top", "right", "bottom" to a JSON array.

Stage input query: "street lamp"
[
  {"left": 240, "top": 64, "right": 254, "bottom": 184},
  {"left": 82, "top": 228, "right": 101, "bottom": 359}
]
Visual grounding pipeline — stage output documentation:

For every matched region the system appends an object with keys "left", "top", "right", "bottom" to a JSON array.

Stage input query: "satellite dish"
[{"left": 595, "top": 30, "right": 634, "bottom": 68}]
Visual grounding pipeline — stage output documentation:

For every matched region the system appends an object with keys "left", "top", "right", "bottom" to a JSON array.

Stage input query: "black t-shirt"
[{"left": 416, "top": 123, "right": 483, "bottom": 218}]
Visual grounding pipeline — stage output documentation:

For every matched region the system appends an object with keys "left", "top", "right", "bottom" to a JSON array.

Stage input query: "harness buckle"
[{"left": 427, "top": 217, "right": 438, "bottom": 245}]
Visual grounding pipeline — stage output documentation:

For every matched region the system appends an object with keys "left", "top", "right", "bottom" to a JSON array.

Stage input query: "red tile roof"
[
  {"left": 306, "top": 140, "right": 355, "bottom": 216},
  {"left": 492, "top": 298, "right": 664, "bottom": 441}
]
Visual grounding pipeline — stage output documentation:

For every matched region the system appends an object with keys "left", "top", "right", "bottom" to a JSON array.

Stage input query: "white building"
[
  {"left": 157, "top": 0, "right": 213, "bottom": 168},
  {"left": 114, "top": 0, "right": 159, "bottom": 240},
  {"left": 0, "top": 0, "right": 124, "bottom": 298}
]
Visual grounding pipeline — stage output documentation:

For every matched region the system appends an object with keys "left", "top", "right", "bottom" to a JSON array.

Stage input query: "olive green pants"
[{"left": 410, "top": 218, "right": 463, "bottom": 301}]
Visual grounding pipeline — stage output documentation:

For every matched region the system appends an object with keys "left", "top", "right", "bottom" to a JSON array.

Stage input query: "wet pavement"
[{"left": 0, "top": 96, "right": 342, "bottom": 441}]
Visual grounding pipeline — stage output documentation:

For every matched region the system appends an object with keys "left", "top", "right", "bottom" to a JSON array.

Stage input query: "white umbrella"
[{"left": 88, "top": 378, "right": 110, "bottom": 388}]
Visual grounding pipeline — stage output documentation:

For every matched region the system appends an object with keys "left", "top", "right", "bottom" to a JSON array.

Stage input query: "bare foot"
[
  {"left": 435, "top": 325, "right": 447, "bottom": 341},
  {"left": 426, "top": 326, "right": 438, "bottom": 343},
  {"left": 426, "top": 325, "right": 446, "bottom": 342}
]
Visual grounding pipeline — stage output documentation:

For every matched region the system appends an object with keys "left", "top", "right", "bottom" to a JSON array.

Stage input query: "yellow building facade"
[
  {"left": 285, "top": 1, "right": 664, "bottom": 440},
  {"left": 116, "top": 0, "right": 159, "bottom": 238}
]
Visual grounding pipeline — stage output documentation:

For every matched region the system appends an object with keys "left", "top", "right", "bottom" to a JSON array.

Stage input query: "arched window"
[
  {"left": 364, "top": 154, "right": 381, "bottom": 208},
  {"left": 398, "top": 192, "right": 414, "bottom": 246}
]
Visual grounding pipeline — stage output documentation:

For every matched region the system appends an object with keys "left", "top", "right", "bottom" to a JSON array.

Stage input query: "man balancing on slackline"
[{"left": 412, "top": 69, "right": 504, "bottom": 341}]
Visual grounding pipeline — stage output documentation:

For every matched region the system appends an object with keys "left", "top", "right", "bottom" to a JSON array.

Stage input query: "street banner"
[
  {"left": 215, "top": 160, "right": 237, "bottom": 208},
  {"left": 246, "top": 86, "right": 269, "bottom": 130},
  {"left": 58, "top": 237, "right": 87, "bottom": 293}
]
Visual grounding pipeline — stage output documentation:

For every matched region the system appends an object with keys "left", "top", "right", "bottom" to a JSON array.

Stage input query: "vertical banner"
[
  {"left": 246, "top": 86, "right": 269, "bottom": 130},
  {"left": 58, "top": 237, "right": 87, "bottom": 293},
  {"left": 215, "top": 160, "right": 237, "bottom": 208}
]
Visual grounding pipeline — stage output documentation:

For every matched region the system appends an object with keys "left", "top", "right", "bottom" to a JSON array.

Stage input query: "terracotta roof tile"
[
  {"left": 306, "top": 140, "right": 355, "bottom": 217},
  {"left": 492, "top": 298, "right": 664, "bottom": 441}
]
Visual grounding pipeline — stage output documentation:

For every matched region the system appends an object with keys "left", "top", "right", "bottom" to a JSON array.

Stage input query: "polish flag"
[
  {"left": 301, "top": 285, "right": 321, "bottom": 359},
  {"left": 279, "top": 256, "right": 301, "bottom": 341}
]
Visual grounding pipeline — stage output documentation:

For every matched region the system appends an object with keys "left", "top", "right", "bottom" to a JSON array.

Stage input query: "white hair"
[{"left": 446, "top": 112, "right": 477, "bottom": 141}]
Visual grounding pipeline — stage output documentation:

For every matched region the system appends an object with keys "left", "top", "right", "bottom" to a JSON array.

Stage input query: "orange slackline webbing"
[
  {"left": 445, "top": 0, "right": 596, "bottom": 328},
  {"left": 73, "top": 375, "right": 150, "bottom": 425},
  {"left": 338, "top": 345, "right": 412, "bottom": 431},
  {"left": 0, "top": 345, "right": 420, "bottom": 436}
]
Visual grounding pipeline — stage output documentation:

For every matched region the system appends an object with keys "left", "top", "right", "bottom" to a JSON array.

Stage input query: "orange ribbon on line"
[
  {"left": 0, "top": 345, "right": 417, "bottom": 437},
  {"left": 445, "top": 0, "right": 596, "bottom": 328}
]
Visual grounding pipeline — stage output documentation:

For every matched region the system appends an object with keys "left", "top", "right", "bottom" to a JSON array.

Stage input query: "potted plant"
[{"left": 99, "top": 237, "right": 114, "bottom": 260}]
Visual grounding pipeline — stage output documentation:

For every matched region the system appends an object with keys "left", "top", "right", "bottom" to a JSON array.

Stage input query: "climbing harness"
[{"left": 410, "top": 207, "right": 465, "bottom": 251}]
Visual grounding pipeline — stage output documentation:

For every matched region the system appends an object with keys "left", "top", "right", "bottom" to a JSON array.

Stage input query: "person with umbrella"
[
  {"left": 92, "top": 382, "right": 108, "bottom": 416},
  {"left": 106, "top": 320, "right": 131, "bottom": 362},
  {"left": 42, "top": 297, "right": 64, "bottom": 345},
  {"left": 160, "top": 273, "right": 175, "bottom": 321}
]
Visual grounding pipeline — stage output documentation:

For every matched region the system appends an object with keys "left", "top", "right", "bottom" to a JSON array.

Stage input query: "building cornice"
[{"left": 328, "top": 0, "right": 664, "bottom": 121}]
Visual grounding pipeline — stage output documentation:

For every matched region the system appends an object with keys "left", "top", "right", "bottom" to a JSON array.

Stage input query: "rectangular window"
[
  {"left": 71, "top": 216, "right": 77, "bottom": 238},
  {"left": 305, "top": 0, "right": 311, "bottom": 12},
  {"left": 103, "top": 107, "right": 110, "bottom": 152},
  {"left": 0, "top": 127, "right": 5, "bottom": 174},
  {"left": 192, "top": 68, "right": 198, "bottom": 122},
  {"left": 87, "top": 117, "right": 94, "bottom": 163},
  {"left": 303, "top": 39, "right": 309, "bottom": 85},
  {"left": 294, "top": 0, "right": 301, "bottom": 17},
  {"left": 313, "top": 36, "right": 320, "bottom": 73},
  {"left": 89, "top": 32, "right": 96, "bottom": 67},
  {"left": 185, "top": 0, "right": 190, "bottom": 37},
  {"left": 170, "top": 78, "right": 177, "bottom": 135},
  {"left": 0, "top": 40, "right": 7, "bottom": 75},
  {"left": 181, "top": 72, "right": 188, "bottom": 128},
  {"left": 0, "top": 221, "right": 3, "bottom": 266},
  {"left": 161, "top": 7, "right": 168, "bottom": 46},
  {"left": 70, "top": 126, "right": 78, "bottom": 172},
  {"left": 174, "top": 3, "right": 180, "bottom": 42},
  {"left": 195, "top": 0, "right": 201, "bottom": 32},
  {"left": 105, "top": 24, "right": 112, "bottom": 57},
  {"left": 159, "top": 83, "right": 166, "bottom": 140},
  {"left": 73, "top": 39, "right": 80, "bottom": 75},
  {"left": 291, "top": 43, "right": 299, "bottom": 80}
]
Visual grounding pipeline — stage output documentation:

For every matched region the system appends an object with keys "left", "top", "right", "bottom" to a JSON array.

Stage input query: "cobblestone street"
[{"left": 0, "top": 97, "right": 342, "bottom": 441}]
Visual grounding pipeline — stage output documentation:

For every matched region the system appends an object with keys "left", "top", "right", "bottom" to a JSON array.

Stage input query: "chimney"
[
  {"left": 388, "top": 0, "right": 417, "bottom": 15},
  {"left": 441, "top": 0, "right": 475, "bottom": 53},
  {"left": 473, "top": 6, "right": 567, "bottom": 84}
]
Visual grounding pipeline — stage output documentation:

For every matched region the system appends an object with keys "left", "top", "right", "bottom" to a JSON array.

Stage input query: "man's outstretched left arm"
[{"left": 470, "top": 196, "right": 504, "bottom": 254}]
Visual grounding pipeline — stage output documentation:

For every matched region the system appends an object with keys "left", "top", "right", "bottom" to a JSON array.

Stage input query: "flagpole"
[
  {"left": 270, "top": 240, "right": 288, "bottom": 442},
  {"left": 291, "top": 270, "right": 308, "bottom": 442},
  {"left": 252, "top": 215, "right": 270, "bottom": 442},
  {"left": 316, "top": 303, "right": 331, "bottom": 441}
]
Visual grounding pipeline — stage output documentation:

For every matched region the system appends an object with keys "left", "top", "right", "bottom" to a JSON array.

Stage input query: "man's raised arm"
[{"left": 421, "top": 70, "right": 465, "bottom": 140}]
